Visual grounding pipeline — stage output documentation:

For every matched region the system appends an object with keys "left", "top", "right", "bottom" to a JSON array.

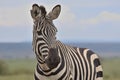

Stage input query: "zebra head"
[{"left": 30, "top": 4, "right": 61, "bottom": 62}]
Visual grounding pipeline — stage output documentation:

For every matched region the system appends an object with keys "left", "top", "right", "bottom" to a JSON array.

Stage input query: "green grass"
[
  {"left": 0, "top": 74, "right": 33, "bottom": 80},
  {"left": 0, "top": 58, "right": 120, "bottom": 80},
  {"left": 6, "top": 59, "right": 36, "bottom": 75},
  {"left": 0, "top": 59, "right": 36, "bottom": 80},
  {"left": 102, "top": 57, "right": 120, "bottom": 80}
]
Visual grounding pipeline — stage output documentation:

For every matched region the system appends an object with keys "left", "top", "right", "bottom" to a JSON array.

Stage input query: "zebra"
[{"left": 30, "top": 4, "right": 103, "bottom": 80}]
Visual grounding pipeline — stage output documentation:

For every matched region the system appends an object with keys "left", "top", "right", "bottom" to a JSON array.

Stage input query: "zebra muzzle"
[{"left": 45, "top": 48, "right": 60, "bottom": 69}]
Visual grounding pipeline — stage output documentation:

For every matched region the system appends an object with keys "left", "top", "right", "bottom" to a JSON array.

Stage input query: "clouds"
[
  {"left": 57, "top": 11, "right": 120, "bottom": 42},
  {"left": 0, "top": 26, "right": 31, "bottom": 42},
  {"left": 58, "top": 5, "right": 76, "bottom": 24},
  {"left": 80, "top": 11, "right": 120, "bottom": 26},
  {"left": 0, "top": 3, "right": 75, "bottom": 27},
  {"left": 0, "top": 3, "right": 33, "bottom": 42},
  {"left": 0, "top": 5, "right": 32, "bottom": 27},
  {"left": 1, "top": 1, "right": 119, "bottom": 28},
  {"left": 0, "top": 2, "right": 76, "bottom": 42},
  {"left": 0, "top": 0, "right": 120, "bottom": 42},
  {"left": 99, "top": 11, "right": 120, "bottom": 22},
  {"left": 65, "top": 0, "right": 120, "bottom": 8}
]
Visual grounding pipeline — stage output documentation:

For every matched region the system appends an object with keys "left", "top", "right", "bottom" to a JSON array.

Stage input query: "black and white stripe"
[{"left": 30, "top": 4, "right": 103, "bottom": 80}]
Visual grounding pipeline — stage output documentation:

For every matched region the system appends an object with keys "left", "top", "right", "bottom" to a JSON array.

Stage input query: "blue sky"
[{"left": 0, "top": 0, "right": 120, "bottom": 42}]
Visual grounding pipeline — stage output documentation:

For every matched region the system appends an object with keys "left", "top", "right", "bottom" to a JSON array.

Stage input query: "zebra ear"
[
  {"left": 30, "top": 4, "right": 41, "bottom": 20},
  {"left": 48, "top": 5, "right": 61, "bottom": 20}
]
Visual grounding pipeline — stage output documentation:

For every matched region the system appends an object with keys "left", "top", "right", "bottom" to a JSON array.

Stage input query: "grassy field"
[
  {"left": 0, "top": 58, "right": 120, "bottom": 80},
  {"left": 102, "top": 57, "right": 120, "bottom": 80},
  {"left": 0, "top": 59, "right": 36, "bottom": 80}
]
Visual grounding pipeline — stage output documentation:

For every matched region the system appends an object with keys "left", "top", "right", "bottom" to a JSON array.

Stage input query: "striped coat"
[
  {"left": 34, "top": 41, "right": 103, "bottom": 80},
  {"left": 30, "top": 3, "right": 103, "bottom": 80}
]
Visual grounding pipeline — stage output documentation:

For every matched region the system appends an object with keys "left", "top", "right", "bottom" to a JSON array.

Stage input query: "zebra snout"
[
  {"left": 46, "top": 56, "right": 60, "bottom": 69},
  {"left": 45, "top": 48, "right": 60, "bottom": 69}
]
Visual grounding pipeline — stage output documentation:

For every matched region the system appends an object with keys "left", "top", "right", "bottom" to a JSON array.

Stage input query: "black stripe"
[
  {"left": 58, "top": 59, "right": 67, "bottom": 80},
  {"left": 96, "top": 71, "right": 103, "bottom": 78},
  {"left": 80, "top": 49, "right": 88, "bottom": 80},
  {"left": 37, "top": 30, "right": 42, "bottom": 35},
  {"left": 36, "top": 56, "right": 44, "bottom": 64},
  {"left": 78, "top": 48, "right": 86, "bottom": 79},
  {"left": 37, "top": 43, "right": 45, "bottom": 56},
  {"left": 94, "top": 58, "right": 101, "bottom": 67},
  {"left": 79, "top": 48, "right": 86, "bottom": 54},
  {"left": 34, "top": 73, "right": 39, "bottom": 80},
  {"left": 57, "top": 46, "right": 67, "bottom": 80},
  {"left": 87, "top": 50, "right": 95, "bottom": 80},
  {"left": 36, "top": 64, "right": 45, "bottom": 75},
  {"left": 70, "top": 52, "right": 77, "bottom": 80},
  {"left": 93, "top": 66, "right": 96, "bottom": 80},
  {"left": 70, "top": 47, "right": 84, "bottom": 80},
  {"left": 50, "top": 48, "right": 65, "bottom": 76},
  {"left": 73, "top": 47, "right": 82, "bottom": 80}
]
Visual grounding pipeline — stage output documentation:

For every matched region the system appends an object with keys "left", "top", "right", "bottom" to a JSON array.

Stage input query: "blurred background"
[{"left": 0, "top": 0, "right": 120, "bottom": 80}]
